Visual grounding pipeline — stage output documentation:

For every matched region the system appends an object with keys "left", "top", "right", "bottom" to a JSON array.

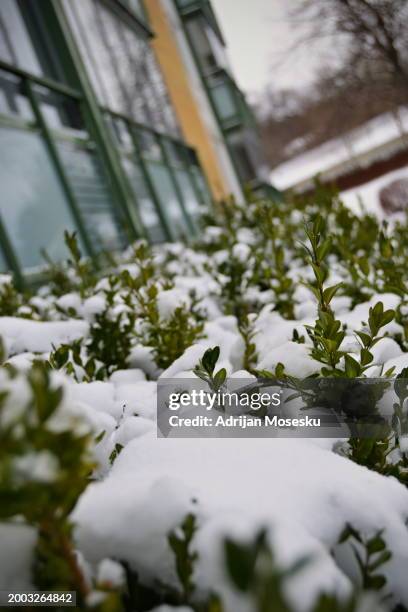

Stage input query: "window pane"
[
  {"left": 57, "top": 140, "right": 126, "bottom": 252},
  {"left": 185, "top": 17, "right": 218, "bottom": 75},
  {"left": 0, "top": 70, "right": 34, "bottom": 120},
  {"left": 64, "top": 0, "right": 179, "bottom": 134},
  {"left": 227, "top": 132, "right": 256, "bottom": 183},
  {"left": 175, "top": 168, "right": 201, "bottom": 216},
  {"left": 35, "top": 87, "right": 87, "bottom": 138},
  {"left": 210, "top": 81, "right": 237, "bottom": 122},
  {"left": 192, "top": 166, "right": 211, "bottom": 205},
  {"left": 162, "top": 139, "right": 185, "bottom": 167},
  {"left": 122, "top": 157, "right": 166, "bottom": 243},
  {"left": 146, "top": 163, "right": 188, "bottom": 238},
  {"left": 137, "top": 128, "right": 162, "bottom": 161},
  {"left": 0, "top": 127, "right": 79, "bottom": 269},
  {"left": 0, "top": 0, "right": 44, "bottom": 76},
  {"left": 125, "top": 0, "right": 146, "bottom": 22}
]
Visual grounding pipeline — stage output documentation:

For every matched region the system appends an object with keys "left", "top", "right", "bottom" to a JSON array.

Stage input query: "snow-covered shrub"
[{"left": 1, "top": 185, "right": 408, "bottom": 611}]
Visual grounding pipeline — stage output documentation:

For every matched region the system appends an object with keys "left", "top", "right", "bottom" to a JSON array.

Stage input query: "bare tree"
[{"left": 289, "top": 0, "right": 408, "bottom": 94}]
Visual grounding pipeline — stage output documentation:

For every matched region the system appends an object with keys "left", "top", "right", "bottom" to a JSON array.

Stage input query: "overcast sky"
[{"left": 211, "top": 0, "right": 332, "bottom": 98}]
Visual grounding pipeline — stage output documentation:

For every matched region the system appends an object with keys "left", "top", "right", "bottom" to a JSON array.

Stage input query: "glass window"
[
  {"left": 185, "top": 17, "right": 217, "bottom": 75},
  {"left": 162, "top": 139, "right": 185, "bottom": 167},
  {"left": 137, "top": 128, "right": 162, "bottom": 161},
  {"left": 122, "top": 157, "right": 166, "bottom": 243},
  {"left": 185, "top": 16, "right": 229, "bottom": 75},
  {"left": 35, "top": 86, "right": 86, "bottom": 137},
  {"left": 64, "top": 0, "right": 179, "bottom": 134},
  {"left": 227, "top": 131, "right": 257, "bottom": 184},
  {"left": 0, "top": 0, "right": 44, "bottom": 75},
  {"left": 146, "top": 164, "right": 188, "bottom": 238},
  {"left": 115, "top": 118, "right": 134, "bottom": 152},
  {"left": 122, "top": 0, "right": 147, "bottom": 24},
  {"left": 0, "top": 127, "right": 80, "bottom": 269},
  {"left": 0, "top": 70, "right": 34, "bottom": 120},
  {"left": 210, "top": 81, "right": 238, "bottom": 123},
  {"left": 191, "top": 166, "right": 211, "bottom": 205},
  {"left": 175, "top": 168, "right": 201, "bottom": 216},
  {"left": 57, "top": 140, "right": 126, "bottom": 253}
]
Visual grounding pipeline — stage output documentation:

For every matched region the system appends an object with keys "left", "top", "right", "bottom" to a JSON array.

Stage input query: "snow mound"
[{"left": 74, "top": 435, "right": 408, "bottom": 610}]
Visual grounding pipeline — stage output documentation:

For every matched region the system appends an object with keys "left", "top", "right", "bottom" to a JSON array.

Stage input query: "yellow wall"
[{"left": 145, "top": 0, "right": 230, "bottom": 201}]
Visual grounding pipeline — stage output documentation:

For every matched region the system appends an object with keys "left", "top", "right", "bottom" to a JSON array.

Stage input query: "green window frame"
[
  {"left": 0, "top": 0, "right": 212, "bottom": 283},
  {"left": 101, "top": 107, "right": 212, "bottom": 241}
]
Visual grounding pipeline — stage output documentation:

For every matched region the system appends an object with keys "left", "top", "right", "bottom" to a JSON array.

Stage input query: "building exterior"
[
  {"left": 147, "top": 0, "right": 274, "bottom": 198},
  {"left": 0, "top": 0, "right": 272, "bottom": 282}
]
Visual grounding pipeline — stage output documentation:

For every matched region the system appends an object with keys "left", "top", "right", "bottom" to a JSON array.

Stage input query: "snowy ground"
[
  {"left": 340, "top": 166, "right": 408, "bottom": 216},
  {"left": 270, "top": 108, "right": 408, "bottom": 192}
]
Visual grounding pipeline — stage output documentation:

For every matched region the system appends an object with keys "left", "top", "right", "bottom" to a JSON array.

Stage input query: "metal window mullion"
[
  {"left": 181, "top": 147, "right": 205, "bottom": 206},
  {"left": 130, "top": 127, "right": 174, "bottom": 242},
  {"left": 189, "top": 150, "right": 213, "bottom": 207},
  {"left": 158, "top": 136, "right": 196, "bottom": 236},
  {"left": 179, "top": 14, "right": 245, "bottom": 191},
  {"left": 68, "top": 0, "right": 111, "bottom": 105},
  {"left": 0, "top": 214, "right": 24, "bottom": 289},
  {"left": 0, "top": 58, "right": 81, "bottom": 99},
  {"left": 50, "top": 0, "right": 145, "bottom": 243},
  {"left": 24, "top": 79, "right": 96, "bottom": 260},
  {"left": 81, "top": 104, "right": 146, "bottom": 243},
  {"left": 102, "top": 106, "right": 212, "bottom": 205}
]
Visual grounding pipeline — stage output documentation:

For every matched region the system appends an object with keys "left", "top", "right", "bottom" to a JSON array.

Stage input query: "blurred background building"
[{"left": 0, "top": 0, "right": 272, "bottom": 281}]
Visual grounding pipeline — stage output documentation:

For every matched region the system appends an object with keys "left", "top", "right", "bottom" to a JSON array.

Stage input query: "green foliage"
[
  {"left": 3, "top": 184, "right": 408, "bottom": 610},
  {"left": 338, "top": 524, "right": 392, "bottom": 592},
  {"left": 194, "top": 346, "right": 227, "bottom": 391},
  {"left": 168, "top": 513, "right": 198, "bottom": 603},
  {"left": 63, "top": 231, "right": 97, "bottom": 298},
  {"left": 109, "top": 443, "right": 124, "bottom": 466},
  {"left": 0, "top": 362, "right": 94, "bottom": 603},
  {"left": 121, "top": 242, "right": 204, "bottom": 371},
  {"left": 0, "top": 276, "right": 23, "bottom": 316},
  {"left": 88, "top": 307, "right": 134, "bottom": 377},
  {"left": 48, "top": 338, "right": 100, "bottom": 382},
  {"left": 222, "top": 529, "right": 385, "bottom": 612},
  {"left": 238, "top": 310, "right": 258, "bottom": 373}
]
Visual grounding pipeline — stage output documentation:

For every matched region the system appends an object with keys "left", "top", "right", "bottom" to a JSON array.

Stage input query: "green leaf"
[
  {"left": 355, "top": 331, "right": 372, "bottom": 348},
  {"left": 360, "top": 348, "right": 373, "bottom": 366},
  {"left": 95, "top": 430, "right": 106, "bottom": 443},
  {"left": 311, "top": 262, "right": 326, "bottom": 286},
  {"left": 380, "top": 309, "right": 395, "bottom": 327},
  {"left": 368, "top": 550, "right": 392, "bottom": 572},
  {"left": 213, "top": 368, "right": 226, "bottom": 391},
  {"left": 202, "top": 346, "right": 220, "bottom": 375},
  {"left": 322, "top": 283, "right": 342, "bottom": 305},
  {"left": 366, "top": 574, "right": 386, "bottom": 590},
  {"left": 358, "top": 257, "right": 370, "bottom": 276},
  {"left": 275, "top": 363, "right": 286, "bottom": 378},
  {"left": 344, "top": 354, "right": 361, "bottom": 378},
  {"left": 224, "top": 537, "right": 261, "bottom": 592},
  {"left": 338, "top": 523, "right": 362, "bottom": 544},
  {"left": 317, "top": 237, "right": 332, "bottom": 261},
  {"left": 313, "top": 215, "right": 324, "bottom": 236},
  {"left": 366, "top": 534, "right": 385, "bottom": 555}
]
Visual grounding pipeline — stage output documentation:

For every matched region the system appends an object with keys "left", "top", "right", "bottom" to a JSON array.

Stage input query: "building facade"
[{"left": 0, "top": 0, "right": 272, "bottom": 281}]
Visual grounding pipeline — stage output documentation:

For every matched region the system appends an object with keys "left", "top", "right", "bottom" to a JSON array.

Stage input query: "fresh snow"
[
  {"left": 73, "top": 435, "right": 408, "bottom": 610},
  {"left": 270, "top": 108, "right": 408, "bottom": 191},
  {"left": 2, "top": 226, "right": 408, "bottom": 610},
  {"left": 0, "top": 317, "right": 88, "bottom": 356},
  {"left": 340, "top": 166, "right": 408, "bottom": 216}
]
